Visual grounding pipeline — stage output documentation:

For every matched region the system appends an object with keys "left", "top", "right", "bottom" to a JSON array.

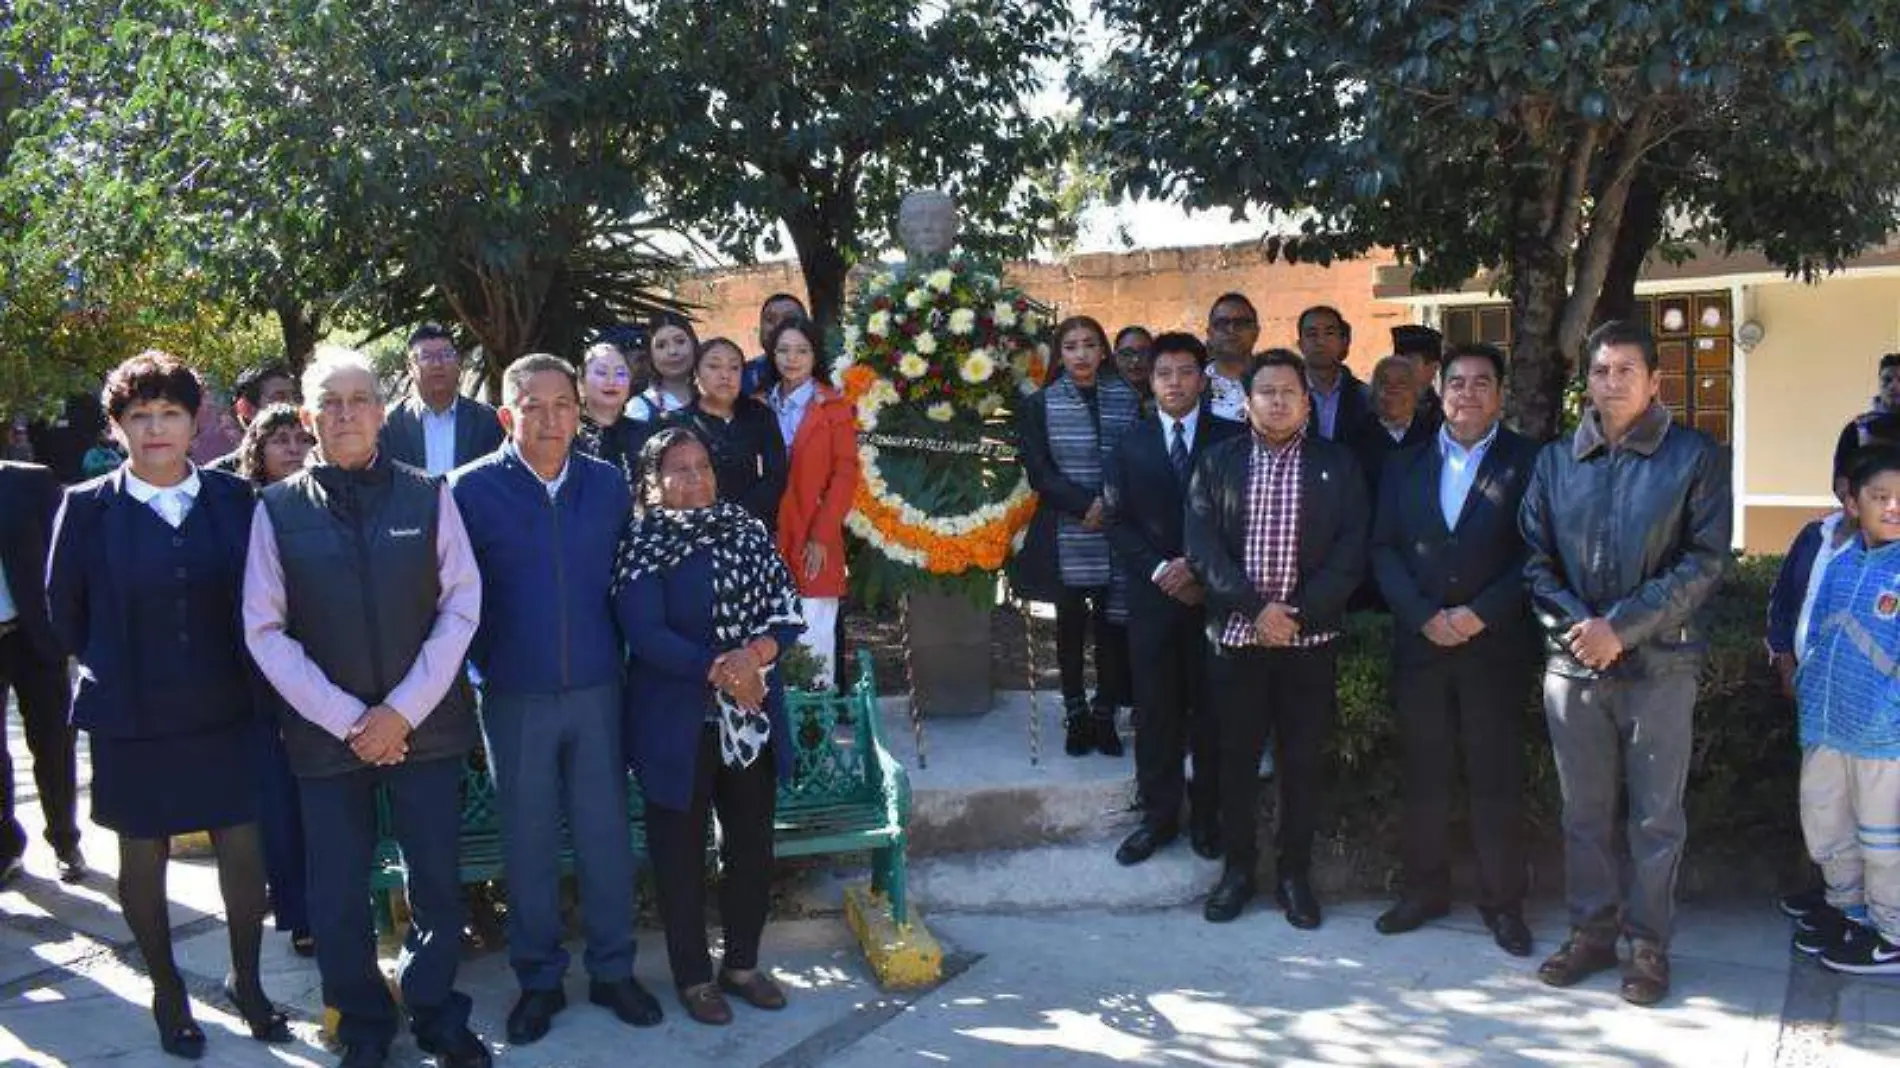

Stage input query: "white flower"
[
  {"left": 960, "top": 350, "right": 996, "bottom": 383},
  {"left": 865, "top": 312, "right": 888, "bottom": 339},
  {"left": 874, "top": 272, "right": 897, "bottom": 291},
  {"left": 905, "top": 288, "right": 928, "bottom": 310},
  {"left": 948, "top": 308, "right": 976, "bottom": 336},
  {"left": 976, "top": 392, "right": 1004, "bottom": 417},
  {"left": 992, "top": 301, "right": 1017, "bottom": 328},
  {"left": 899, "top": 353, "right": 929, "bottom": 379},
  {"left": 914, "top": 332, "right": 938, "bottom": 356},
  {"left": 926, "top": 268, "right": 955, "bottom": 293},
  {"left": 1021, "top": 311, "right": 1041, "bottom": 334},
  {"left": 925, "top": 402, "right": 955, "bottom": 423}
]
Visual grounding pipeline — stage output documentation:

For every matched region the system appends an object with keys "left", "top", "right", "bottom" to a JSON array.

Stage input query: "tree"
[
  {"left": 1077, "top": 1, "right": 1900, "bottom": 437},
  {"left": 648, "top": 0, "right": 1077, "bottom": 336},
  {"left": 6, "top": 1, "right": 689, "bottom": 390}
]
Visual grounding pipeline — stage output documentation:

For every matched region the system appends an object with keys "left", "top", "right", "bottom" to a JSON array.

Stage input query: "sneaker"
[
  {"left": 1820, "top": 924, "right": 1900, "bottom": 976},
  {"left": 1793, "top": 906, "right": 1850, "bottom": 956},
  {"left": 1778, "top": 887, "right": 1828, "bottom": 921}
]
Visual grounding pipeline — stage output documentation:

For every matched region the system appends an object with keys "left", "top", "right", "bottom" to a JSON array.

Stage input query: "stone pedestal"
[{"left": 903, "top": 591, "right": 993, "bottom": 717}]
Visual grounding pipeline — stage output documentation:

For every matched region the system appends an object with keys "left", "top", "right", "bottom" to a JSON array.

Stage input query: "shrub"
[{"left": 1323, "top": 555, "right": 1796, "bottom": 860}]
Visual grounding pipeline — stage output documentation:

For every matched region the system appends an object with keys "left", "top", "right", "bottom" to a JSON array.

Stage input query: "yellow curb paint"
[
  {"left": 168, "top": 832, "right": 214, "bottom": 858},
  {"left": 844, "top": 884, "right": 942, "bottom": 990}
]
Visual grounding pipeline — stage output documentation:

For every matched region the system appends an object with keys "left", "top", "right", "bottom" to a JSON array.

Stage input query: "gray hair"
[
  {"left": 301, "top": 345, "right": 383, "bottom": 410},
  {"left": 1371, "top": 354, "right": 1416, "bottom": 389},
  {"left": 502, "top": 353, "right": 579, "bottom": 408}
]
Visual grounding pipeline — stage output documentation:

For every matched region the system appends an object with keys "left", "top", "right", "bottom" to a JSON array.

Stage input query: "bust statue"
[{"left": 895, "top": 189, "right": 959, "bottom": 267}]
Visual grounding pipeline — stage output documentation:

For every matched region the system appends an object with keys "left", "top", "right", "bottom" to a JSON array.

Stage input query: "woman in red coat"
[{"left": 765, "top": 316, "right": 859, "bottom": 688}]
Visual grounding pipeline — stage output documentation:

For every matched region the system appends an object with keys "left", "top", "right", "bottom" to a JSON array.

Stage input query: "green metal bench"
[{"left": 368, "top": 649, "right": 913, "bottom": 931}]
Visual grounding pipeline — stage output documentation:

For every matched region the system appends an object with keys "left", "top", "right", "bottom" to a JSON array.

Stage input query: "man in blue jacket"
[{"left": 450, "top": 354, "right": 660, "bottom": 1043}]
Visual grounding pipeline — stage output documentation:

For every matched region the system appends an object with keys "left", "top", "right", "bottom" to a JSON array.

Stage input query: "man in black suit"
[
  {"left": 1104, "top": 334, "right": 1244, "bottom": 866},
  {"left": 0, "top": 462, "right": 85, "bottom": 885},
  {"left": 1369, "top": 343, "right": 1539, "bottom": 956},
  {"left": 1297, "top": 305, "right": 1370, "bottom": 443},
  {"left": 1187, "top": 349, "right": 1369, "bottom": 927},
  {"left": 378, "top": 324, "right": 506, "bottom": 477}
]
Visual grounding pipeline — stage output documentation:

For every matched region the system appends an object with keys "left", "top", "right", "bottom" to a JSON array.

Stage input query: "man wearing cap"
[{"left": 1392, "top": 325, "right": 1445, "bottom": 425}]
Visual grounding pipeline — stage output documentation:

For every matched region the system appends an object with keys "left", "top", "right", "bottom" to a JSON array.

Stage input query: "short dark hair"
[
  {"left": 501, "top": 354, "right": 579, "bottom": 407},
  {"left": 101, "top": 350, "right": 203, "bottom": 421},
  {"left": 1296, "top": 305, "right": 1351, "bottom": 344},
  {"left": 760, "top": 293, "right": 807, "bottom": 315},
  {"left": 1837, "top": 412, "right": 1900, "bottom": 481},
  {"left": 595, "top": 322, "right": 649, "bottom": 353},
  {"left": 1441, "top": 342, "right": 1507, "bottom": 383},
  {"left": 636, "top": 426, "right": 712, "bottom": 509},
  {"left": 696, "top": 336, "right": 746, "bottom": 369},
  {"left": 1113, "top": 325, "right": 1153, "bottom": 351},
  {"left": 407, "top": 322, "right": 454, "bottom": 351},
  {"left": 765, "top": 315, "right": 830, "bottom": 384},
  {"left": 1848, "top": 444, "right": 1900, "bottom": 496},
  {"left": 1208, "top": 292, "right": 1257, "bottom": 319},
  {"left": 1880, "top": 352, "right": 1900, "bottom": 373},
  {"left": 236, "top": 403, "right": 308, "bottom": 485},
  {"left": 1584, "top": 319, "right": 1659, "bottom": 373},
  {"left": 1241, "top": 348, "right": 1307, "bottom": 394},
  {"left": 233, "top": 362, "right": 294, "bottom": 408},
  {"left": 1149, "top": 331, "right": 1207, "bottom": 368}
]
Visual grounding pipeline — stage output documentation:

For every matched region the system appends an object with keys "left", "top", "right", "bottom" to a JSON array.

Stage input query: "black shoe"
[
  {"left": 222, "top": 979, "right": 292, "bottom": 1043},
  {"left": 1274, "top": 875, "right": 1322, "bottom": 930},
  {"left": 1375, "top": 898, "right": 1450, "bottom": 936},
  {"left": 152, "top": 985, "right": 206, "bottom": 1061},
  {"left": 1063, "top": 707, "right": 1093, "bottom": 758},
  {"left": 290, "top": 930, "right": 317, "bottom": 957},
  {"left": 1115, "top": 824, "right": 1177, "bottom": 867},
  {"left": 590, "top": 978, "right": 664, "bottom": 1027},
  {"left": 415, "top": 1027, "right": 491, "bottom": 1068},
  {"left": 505, "top": 988, "right": 566, "bottom": 1046},
  {"left": 0, "top": 856, "right": 21, "bottom": 889},
  {"left": 1091, "top": 711, "right": 1123, "bottom": 757},
  {"left": 1778, "top": 886, "right": 1828, "bottom": 921},
  {"left": 1820, "top": 924, "right": 1900, "bottom": 976},
  {"left": 54, "top": 846, "right": 87, "bottom": 883},
  {"left": 1203, "top": 870, "right": 1254, "bottom": 923},
  {"left": 1793, "top": 905, "right": 1849, "bottom": 956},
  {"left": 1189, "top": 824, "right": 1223, "bottom": 861},
  {"left": 337, "top": 1041, "right": 391, "bottom": 1068},
  {"left": 1482, "top": 908, "right": 1535, "bottom": 957}
]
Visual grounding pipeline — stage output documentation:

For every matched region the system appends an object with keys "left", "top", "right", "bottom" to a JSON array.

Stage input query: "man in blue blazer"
[
  {"left": 1369, "top": 343, "right": 1539, "bottom": 956},
  {"left": 1104, "top": 334, "right": 1242, "bottom": 866},
  {"left": 379, "top": 324, "right": 505, "bottom": 477}
]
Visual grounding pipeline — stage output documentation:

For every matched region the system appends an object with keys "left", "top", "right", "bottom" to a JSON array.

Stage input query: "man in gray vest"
[{"left": 244, "top": 346, "right": 490, "bottom": 1068}]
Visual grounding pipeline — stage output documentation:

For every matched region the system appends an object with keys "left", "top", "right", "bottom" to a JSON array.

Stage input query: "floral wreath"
[{"left": 832, "top": 258, "right": 1049, "bottom": 599}]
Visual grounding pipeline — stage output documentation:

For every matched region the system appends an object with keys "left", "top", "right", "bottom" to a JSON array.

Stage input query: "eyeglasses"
[
  {"left": 1114, "top": 348, "right": 1149, "bottom": 361},
  {"left": 414, "top": 349, "right": 461, "bottom": 365}
]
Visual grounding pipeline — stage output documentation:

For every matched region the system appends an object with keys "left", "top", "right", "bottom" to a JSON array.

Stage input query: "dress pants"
[
  {"left": 0, "top": 628, "right": 80, "bottom": 863},
  {"left": 1543, "top": 669, "right": 1697, "bottom": 946},
  {"left": 1211, "top": 642, "right": 1337, "bottom": 877},
  {"left": 254, "top": 718, "right": 309, "bottom": 934},
  {"left": 1395, "top": 640, "right": 1529, "bottom": 909},
  {"left": 1131, "top": 609, "right": 1218, "bottom": 833},
  {"left": 481, "top": 683, "right": 636, "bottom": 991},
  {"left": 644, "top": 725, "right": 776, "bottom": 989},
  {"left": 299, "top": 756, "right": 471, "bottom": 1049},
  {"left": 1054, "top": 586, "right": 1131, "bottom": 710}
]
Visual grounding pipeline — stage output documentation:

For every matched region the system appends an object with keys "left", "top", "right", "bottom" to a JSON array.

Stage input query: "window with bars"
[{"left": 1437, "top": 291, "right": 1733, "bottom": 444}]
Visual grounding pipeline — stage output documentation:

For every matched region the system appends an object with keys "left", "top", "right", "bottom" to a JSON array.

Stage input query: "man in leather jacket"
[{"left": 1519, "top": 320, "right": 1731, "bottom": 1008}]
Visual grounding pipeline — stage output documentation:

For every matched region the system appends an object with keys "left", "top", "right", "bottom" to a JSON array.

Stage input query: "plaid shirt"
[{"left": 1221, "top": 432, "right": 1335, "bottom": 649}]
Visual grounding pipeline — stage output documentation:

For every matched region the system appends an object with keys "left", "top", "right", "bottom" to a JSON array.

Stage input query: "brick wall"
[{"left": 673, "top": 242, "right": 1412, "bottom": 376}]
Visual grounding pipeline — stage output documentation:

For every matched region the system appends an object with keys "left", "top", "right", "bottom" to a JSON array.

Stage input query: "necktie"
[{"left": 1170, "top": 421, "right": 1190, "bottom": 483}]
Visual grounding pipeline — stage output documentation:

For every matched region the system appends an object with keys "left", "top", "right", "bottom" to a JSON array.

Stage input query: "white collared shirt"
[
  {"left": 1158, "top": 406, "right": 1201, "bottom": 456},
  {"left": 1437, "top": 422, "right": 1498, "bottom": 529},
  {"left": 0, "top": 556, "right": 15, "bottom": 624},
  {"left": 773, "top": 380, "right": 816, "bottom": 448},
  {"left": 125, "top": 465, "right": 203, "bottom": 529},
  {"left": 420, "top": 398, "right": 459, "bottom": 477},
  {"left": 506, "top": 443, "right": 568, "bottom": 501}
]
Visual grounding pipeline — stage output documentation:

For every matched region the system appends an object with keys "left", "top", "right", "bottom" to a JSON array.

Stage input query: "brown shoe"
[
  {"left": 1537, "top": 929, "right": 1619, "bottom": 988},
  {"left": 679, "top": 983, "right": 733, "bottom": 1026},
  {"left": 1620, "top": 940, "right": 1671, "bottom": 1006},
  {"left": 718, "top": 968, "right": 788, "bottom": 1011}
]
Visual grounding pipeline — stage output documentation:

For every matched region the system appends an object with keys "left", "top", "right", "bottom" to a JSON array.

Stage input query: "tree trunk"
[
  {"left": 273, "top": 297, "right": 321, "bottom": 372},
  {"left": 1503, "top": 135, "right": 1576, "bottom": 442},
  {"left": 784, "top": 208, "right": 850, "bottom": 342},
  {"left": 1590, "top": 166, "right": 1666, "bottom": 328}
]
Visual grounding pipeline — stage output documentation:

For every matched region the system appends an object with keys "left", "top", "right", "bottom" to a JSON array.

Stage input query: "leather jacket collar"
[{"left": 1574, "top": 401, "right": 1670, "bottom": 460}]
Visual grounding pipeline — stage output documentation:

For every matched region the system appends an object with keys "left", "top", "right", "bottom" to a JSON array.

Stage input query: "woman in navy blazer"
[
  {"left": 613, "top": 427, "right": 802, "bottom": 1027},
  {"left": 46, "top": 353, "right": 291, "bottom": 1058}
]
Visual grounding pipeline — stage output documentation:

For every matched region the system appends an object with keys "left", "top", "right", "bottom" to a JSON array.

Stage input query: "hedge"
[{"left": 1323, "top": 554, "right": 1798, "bottom": 859}]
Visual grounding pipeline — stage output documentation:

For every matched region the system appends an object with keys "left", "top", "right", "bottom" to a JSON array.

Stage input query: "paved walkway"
[{"left": 4, "top": 718, "right": 1898, "bottom": 1065}]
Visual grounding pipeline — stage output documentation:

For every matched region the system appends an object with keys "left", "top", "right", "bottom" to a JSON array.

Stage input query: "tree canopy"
[{"left": 1077, "top": 0, "right": 1900, "bottom": 436}]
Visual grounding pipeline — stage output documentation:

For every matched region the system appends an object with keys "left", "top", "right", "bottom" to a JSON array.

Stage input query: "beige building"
[{"left": 1376, "top": 246, "right": 1900, "bottom": 554}]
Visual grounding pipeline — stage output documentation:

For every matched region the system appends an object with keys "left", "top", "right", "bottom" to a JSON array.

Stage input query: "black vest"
[{"left": 260, "top": 459, "right": 476, "bottom": 777}]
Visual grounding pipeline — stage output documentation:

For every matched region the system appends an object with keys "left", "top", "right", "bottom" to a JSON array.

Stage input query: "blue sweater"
[
  {"left": 613, "top": 548, "right": 802, "bottom": 812},
  {"left": 1796, "top": 536, "right": 1900, "bottom": 758},
  {"left": 450, "top": 447, "right": 631, "bottom": 696}
]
